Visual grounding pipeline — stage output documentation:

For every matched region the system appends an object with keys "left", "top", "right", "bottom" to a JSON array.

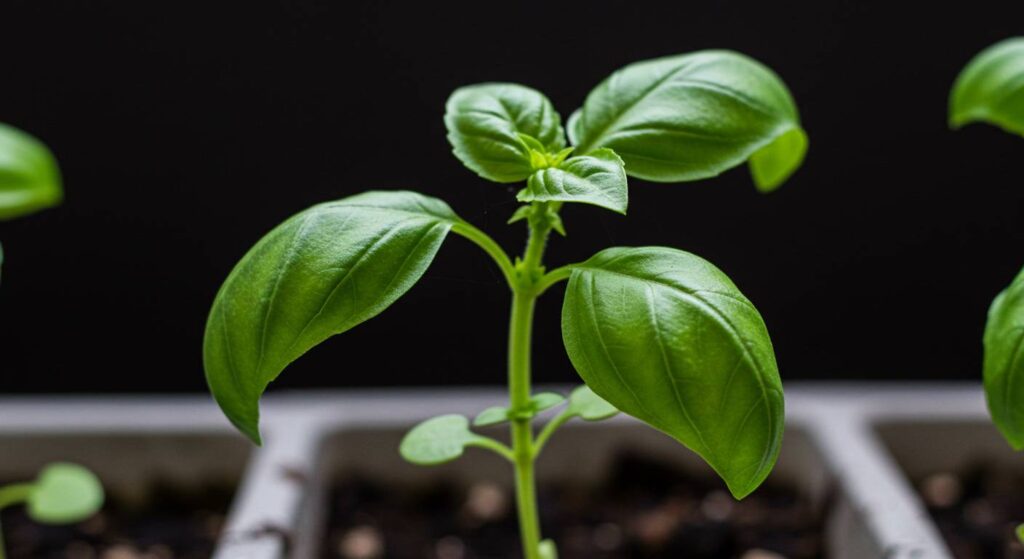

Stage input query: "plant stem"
[
  {"left": 507, "top": 206, "right": 554, "bottom": 559},
  {"left": 0, "top": 483, "right": 32, "bottom": 559}
]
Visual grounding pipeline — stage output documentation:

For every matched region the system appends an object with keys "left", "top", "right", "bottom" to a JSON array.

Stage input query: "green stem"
[
  {"left": 452, "top": 222, "right": 517, "bottom": 289},
  {"left": 532, "top": 408, "right": 573, "bottom": 456},
  {"left": 507, "top": 205, "right": 555, "bottom": 559},
  {"left": 0, "top": 483, "right": 32, "bottom": 559},
  {"left": 509, "top": 289, "right": 541, "bottom": 559},
  {"left": 533, "top": 264, "right": 574, "bottom": 296},
  {"left": 468, "top": 436, "right": 515, "bottom": 461}
]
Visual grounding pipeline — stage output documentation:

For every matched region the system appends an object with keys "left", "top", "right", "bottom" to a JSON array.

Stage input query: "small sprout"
[
  {"left": 0, "top": 462, "right": 104, "bottom": 558},
  {"left": 26, "top": 463, "right": 104, "bottom": 524},
  {"left": 205, "top": 50, "right": 804, "bottom": 558}
]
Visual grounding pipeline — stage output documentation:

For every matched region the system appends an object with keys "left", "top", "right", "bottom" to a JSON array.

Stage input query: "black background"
[{"left": 0, "top": 1, "right": 1022, "bottom": 394}]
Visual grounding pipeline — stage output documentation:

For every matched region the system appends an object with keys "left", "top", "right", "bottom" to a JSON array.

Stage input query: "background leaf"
[
  {"left": 0, "top": 122, "right": 62, "bottom": 221},
  {"left": 445, "top": 83, "right": 565, "bottom": 183},
  {"left": 568, "top": 50, "right": 806, "bottom": 188},
  {"left": 400, "top": 415, "right": 487, "bottom": 465},
  {"left": 27, "top": 463, "right": 104, "bottom": 524},
  {"left": 561, "top": 246, "right": 784, "bottom": 499},
  {"left": 950, "top": 37, "right": 1024, "bottom": 135},
  {"left": 984, "top": 265, "right": 1024, "bottom": 449},
  {"left": 566, "top": 385, "right": 619, "bottom": 421},
  {"left": 518, "top": 148, "right": 628, "bottom": 214},
  {"left": 204, "top": 190, "right": 460, "bottom": 443}
]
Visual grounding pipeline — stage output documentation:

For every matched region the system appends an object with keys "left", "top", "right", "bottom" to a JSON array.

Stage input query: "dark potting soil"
[
  {"left": 324, "top": 451, "right": 825, "bottom": 559},
  {"left": 0, "top": 479, "right": 234, "bottom": 559},
  {"left": 918, "top": 465, "right": 1024, "bottom": 558}
]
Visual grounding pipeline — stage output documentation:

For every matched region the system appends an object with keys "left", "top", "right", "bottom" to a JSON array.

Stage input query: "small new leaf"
[
  {"left": 567, "top": 385, "right": 619, "bottom": 421},
  {"left": 473, "top": 392, "right": 566, "bottom": 427},
  {"left": 983, "top": 266, "right": 1024, "bottom": 449},
  {"left": 539, "top": 539, "right": 559, "bottom": 559},
  {"left": 531, "top": 392, "right": 566, "bottom": 413},
  {"left": 204, "top": 191, "right": 461, "bottom": 444},
  {"left": 950, "top": 37, "right": 1024, "bottom": 135},
  {"left": 474, "top": 406, "right": 509, "bottom": 427},
  {"left": 568, "top": 51, "right": 807, "bottom": 189},
  {"left": 445, "top": 83, "right": 565, "bottom": 183},
  {"left": 519, "top": 149, "right": 628, "bottom": 214},
  {"left": 562, "top": 247, "right": 784, "bottom": 499},
  {"left": 27, "top": 463, "right": 104, "bottom": 524},
  {"left": 400, "top": 415, "right": 488, "bottom": 465},
  {"left": 0, "top": 123, "right": 63, "bottom": 221}
]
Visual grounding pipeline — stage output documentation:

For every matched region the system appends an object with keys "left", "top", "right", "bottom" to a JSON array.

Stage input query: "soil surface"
[
  {"left": 0, "top": 479, "right": 234, "bottom": 559},
  {"left": 918, "top": 465, "right": 1024, "bottom": 558},
  {"left": 324, "top": 451, "right": 825, "bottom": 559}
]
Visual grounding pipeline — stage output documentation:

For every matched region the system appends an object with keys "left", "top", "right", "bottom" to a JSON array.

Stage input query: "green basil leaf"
[
  {"left": 984, "top": 266, "right": 1024, "bottom": 449},
  {"left": 27, "top": 463, "right": 104, "bottom": 524},
  {"left": 566, "top": 385, "right": 619, "bottom": 421},
  {"left": 950, "top": 38, "right": 1024, "bottom": 135},
  {"left": 518, "top": 148, "right": 628, "bottom": 214},
  {"left": 0, "top": 123, "right": 62, "bottom": 221},
  {"left": 748, "top": 127, "right": 808, "bottom": 193},
  {"left": 445, "top": 83, "right": 565, "bottom": 183},
  {"left": 400, "top": 415, "right": 488, "bottom": 465},
  {"left": 568, "top": 51, "right": 807, "bottom": 189},
  {"left": 561, "top": 246, "right": 783, "bottom": 498},
  {"left": 204, "top": 190, "right": 460, "bottom": 444}
]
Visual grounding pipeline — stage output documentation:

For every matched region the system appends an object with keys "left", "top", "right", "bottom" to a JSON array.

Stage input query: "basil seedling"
[
  {"left": 0, "top": 463, "right": 104, "bottom": 558},
  {"left": 952, "top": 37, "right": 1024, "bottom": 545},
  {"left": 0, "top": 124, "right": 103, "bottom": 557},
  {"left": 204, "top": 50, "right": 807, "bottom": 558}
]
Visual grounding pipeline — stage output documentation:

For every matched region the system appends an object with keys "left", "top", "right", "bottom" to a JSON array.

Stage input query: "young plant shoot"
[
  {"left": 952, "top": 37, "right": 1024, "bottom": 544},
  {"left": 204, "top": 50, "right": 808, "bottom": 558},
  {"left": 0, "top": 464, "right": 104, "bottom": 559},
  {"left": 0, "top": 123, "right": 104, "bottom": 557},
  {"left": 0, "top": 122, "right": 63, "bottom": 279}
]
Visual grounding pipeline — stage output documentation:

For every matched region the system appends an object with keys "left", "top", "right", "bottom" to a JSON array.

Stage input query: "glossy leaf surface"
[
  {"left": 518, "top": 149, "right": 628, "bottom": 214},
  {"left": 950, "top": 38, "right": 1024, "bottom": 135},
  {"left": 204, "top": 191, "right": 460, "bottom": 443},
  {"left": 445, "top": 83, "right": 565, "bottom": 183},
  {"left": 27, "top": 463, "right": 104, "bottom": 524},
  {"left": 562, "top": 246, "right": 783, "bottom": 498},
  {"left": 568, "top": 51, "right": 806, "bottom": 189},
  {"left": 984, "top": 266, "right": 1024, "bottom": 449},
  {"left": 0, "top": 123, "right": 62, "bottom": 221}
]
